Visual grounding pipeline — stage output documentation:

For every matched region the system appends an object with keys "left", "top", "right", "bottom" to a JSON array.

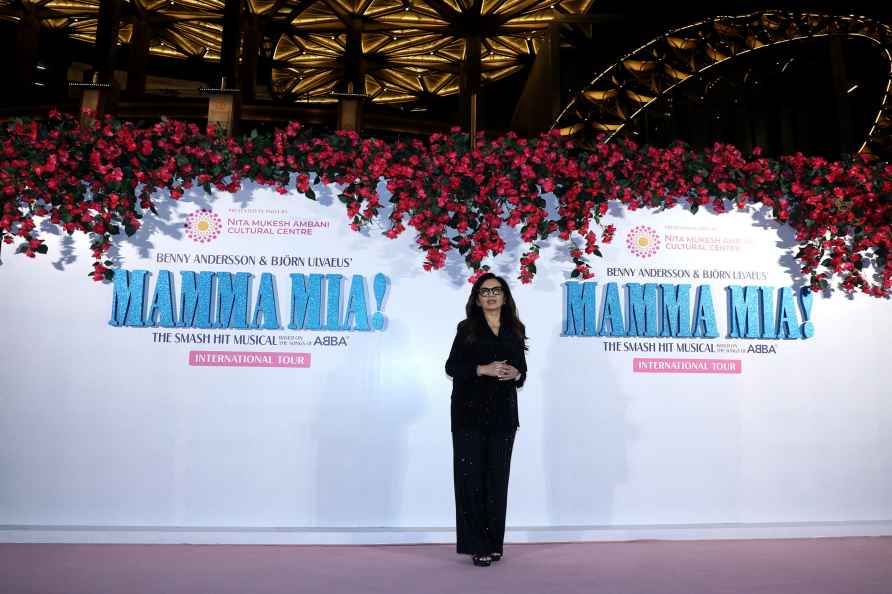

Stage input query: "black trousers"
[{"left": 452, "top": 427, "right": 517, "bottom": 556}]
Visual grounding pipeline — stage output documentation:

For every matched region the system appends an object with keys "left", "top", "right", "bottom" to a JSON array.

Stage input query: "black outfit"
[{"left": 445, "top": 319, "right": 527, "bottom": 556}]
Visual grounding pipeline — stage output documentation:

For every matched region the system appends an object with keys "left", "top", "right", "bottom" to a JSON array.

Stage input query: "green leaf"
[
  {"left": 36, "top": 244, "right": 48, "bottom": 254},
  {"left": 689, "top": 203, "right": 699, "bottom": 214}
]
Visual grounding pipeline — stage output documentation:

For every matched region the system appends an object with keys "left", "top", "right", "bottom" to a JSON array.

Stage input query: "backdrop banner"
[{"left": 1, "top": 183, "right": 891, "bottom": 541}]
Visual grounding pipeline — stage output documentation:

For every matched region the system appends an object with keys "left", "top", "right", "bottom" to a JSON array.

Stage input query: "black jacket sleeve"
[
  {"left": 514, "top": 343, "right": 528, "bottom": 388},
  {"left": 445, "top": 323, "right": 477, "bottom": 382}
]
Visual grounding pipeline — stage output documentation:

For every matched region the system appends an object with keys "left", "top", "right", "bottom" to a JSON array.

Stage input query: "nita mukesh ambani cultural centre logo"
[
  {"left": 184, "top": 209, "right": 222, "bottom": 243},
  {"left": 625, "top": 225, "right": 661, "bottom": 258}
]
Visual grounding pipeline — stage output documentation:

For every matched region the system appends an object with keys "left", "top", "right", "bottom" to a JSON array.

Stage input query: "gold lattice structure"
[
  {"left": 269, "top": 0, "right": 595, "bottom": 104},
  {"left": 1, "top": 0, "right": 596, "bottom": 104},
  {"left": 554, "top": 11, "right": 892, "bottom": 156},
  {"left": 0, "top": 0, "right": 225, "bottom": 61}
]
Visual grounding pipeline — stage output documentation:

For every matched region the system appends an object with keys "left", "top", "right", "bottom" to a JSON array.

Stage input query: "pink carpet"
[{"left": 1, "top": 537, "right": 890, "bottom": 594}]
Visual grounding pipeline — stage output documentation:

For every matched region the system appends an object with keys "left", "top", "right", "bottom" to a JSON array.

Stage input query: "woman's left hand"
[{"left": 497, "top": 364, "right": 520, "bottom": 381}]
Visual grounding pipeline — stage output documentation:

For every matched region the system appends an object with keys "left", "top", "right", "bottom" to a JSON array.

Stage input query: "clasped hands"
[{"left": 477, "top": 360, "right": 520, "bottom": 381}]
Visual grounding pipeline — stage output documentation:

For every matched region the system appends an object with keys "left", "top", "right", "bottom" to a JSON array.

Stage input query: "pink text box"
[
  {"left": 189, "top": 350, "right": 311, "bottom": 368},
  {"left": 633, "top": 357, "right": 741, "bottom": 374}
]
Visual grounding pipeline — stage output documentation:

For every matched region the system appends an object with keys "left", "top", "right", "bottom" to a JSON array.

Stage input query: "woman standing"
[{"left": 445, "top": 273, "right": 528, "bottom": 567}]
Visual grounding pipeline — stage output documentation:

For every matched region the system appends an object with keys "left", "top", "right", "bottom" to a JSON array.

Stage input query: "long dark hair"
[{"left": 462, "top": 273, "right": 528, "bottom": 349}]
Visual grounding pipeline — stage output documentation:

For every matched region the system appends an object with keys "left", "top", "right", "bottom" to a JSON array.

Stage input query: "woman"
[{"left": 445, "top": 272, "right": 528, "bottom": 567}]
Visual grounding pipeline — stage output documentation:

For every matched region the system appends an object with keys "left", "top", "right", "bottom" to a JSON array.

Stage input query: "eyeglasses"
[{"left": 479, "top": 287, "right": 503, "bottom": 297}]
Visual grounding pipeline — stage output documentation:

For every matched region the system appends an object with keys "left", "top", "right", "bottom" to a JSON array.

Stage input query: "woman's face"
[{"left": 477, "top": 278, "right": 505, "bottom": 313}]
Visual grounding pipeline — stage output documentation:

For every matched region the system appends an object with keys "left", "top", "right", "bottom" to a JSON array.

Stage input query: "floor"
[{"left": 1, "top": 537, "right": 891, "bottom": 594}]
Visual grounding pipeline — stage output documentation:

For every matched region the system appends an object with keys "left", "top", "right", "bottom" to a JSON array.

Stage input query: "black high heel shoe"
[
  {"left": 490, "top": 552, "right": 502, "bottom": 562},
  {"left": 472, "top": 555, "right": 492, "bottom": 567}
]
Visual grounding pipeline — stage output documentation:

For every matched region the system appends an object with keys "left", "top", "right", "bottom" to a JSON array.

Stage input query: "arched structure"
[{"left": 554, "top": 11, "right": 892, "bottom": 156}]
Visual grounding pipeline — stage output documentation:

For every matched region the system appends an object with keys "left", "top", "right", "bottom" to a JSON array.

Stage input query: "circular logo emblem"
[
  {"left": 184, "top": 209, "right": 222, "bottom": 243},
  {"left": 625, "top": 225, "right": 661, "bottom": 258}
]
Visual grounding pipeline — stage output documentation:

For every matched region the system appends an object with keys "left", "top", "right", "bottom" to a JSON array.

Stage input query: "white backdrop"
[{"left": 1, "top": 182, "right": 891, "bottom": 544}]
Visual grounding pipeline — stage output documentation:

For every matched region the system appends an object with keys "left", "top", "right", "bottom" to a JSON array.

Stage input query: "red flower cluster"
[{"left": 1, "top": 112, "right": 891, "bottom": 296}]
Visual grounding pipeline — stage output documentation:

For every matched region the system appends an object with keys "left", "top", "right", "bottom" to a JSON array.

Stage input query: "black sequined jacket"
[{"left": 445, "top": 319, "right": 527, "bottom": 432}]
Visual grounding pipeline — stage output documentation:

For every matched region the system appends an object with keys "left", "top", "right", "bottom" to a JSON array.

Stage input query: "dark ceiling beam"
[
  {"left": 424, "top": 0, "right": 460, "bottom": 21},
  {"left": 459, "top": 34, "right": 481, "bottom": 134},
  {"left": 126, "top": 18, "right": 152, "bottom": 97},
  {"left": 343, "top": 18, "right": 366, "bottom": 92},
  {"left": 94, "top": 0, "right": 122, "bottom": 84},
  {"left": 241, "top": 13, "right": 261, "bottom": 102},
  {"left": 220, "top": 0, "right": 241, "bottom": 86},
  {"left": 12, "top": 9, "right": 40, "bottom": 103},
  {"left": 337, "top": 16, "right": 367, "bottom": 130}
]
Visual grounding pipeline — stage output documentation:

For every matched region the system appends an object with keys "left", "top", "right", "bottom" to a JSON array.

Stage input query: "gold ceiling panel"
[
  {"left": 583, "top": 88, "right": 618, "bottom": 102},
  {"left": 591, "top": 121, "right": 623, "bottom": 132},
  {"left": 554, "top": 11, "right": 892, "bottom": 156},
  {"left": 623, "top": 59, "right": 655, "bottom": 73},
  {"left": 626, "top": 89, "right": 655, "bottom": 104},
  {"left": 41, "top": 17, "right": 74, "bottom": 29},
  {"left": 375, "top": 6, "right": 449, "bottom": 30},
  {"left": 556, "top": 0, "right": 596, "bottom": 13},
  {"left": 481, "top": 63, "right": 523, "bottom": 80},
  {"left": 705, "top": 45, "right": 729, "bottom": 62},
  {"left": 486, "top": 35, "right": 528, "bottom": 54},
  {"left": 558, "top": 122, "right": 585, "bottom": 136},
  {"left": 361, "top": 32, "right": 392, "bottom": 53},
  {"left": 663, "top": 63, "right": 690, "bottom": 81},
  {"left": 667, "top": 36, "right": 698, "bottom": 50},
  {"left": 245, "top": 0, "right": 276, "bottom": 15}
]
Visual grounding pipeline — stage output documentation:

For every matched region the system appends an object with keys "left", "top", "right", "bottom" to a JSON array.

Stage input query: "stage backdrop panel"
[{"left": 1, "top": 182, "right": 891, "bottom": 543}]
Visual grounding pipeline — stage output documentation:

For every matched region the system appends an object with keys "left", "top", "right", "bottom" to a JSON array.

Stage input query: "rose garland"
[{"left": 1, "top": 111, "right": 891, "bottom": 296}]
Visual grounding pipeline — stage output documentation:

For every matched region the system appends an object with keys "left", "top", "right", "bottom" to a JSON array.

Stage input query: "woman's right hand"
[{"left": 477, "top": 361, "right": 507, "bottom": 377}]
